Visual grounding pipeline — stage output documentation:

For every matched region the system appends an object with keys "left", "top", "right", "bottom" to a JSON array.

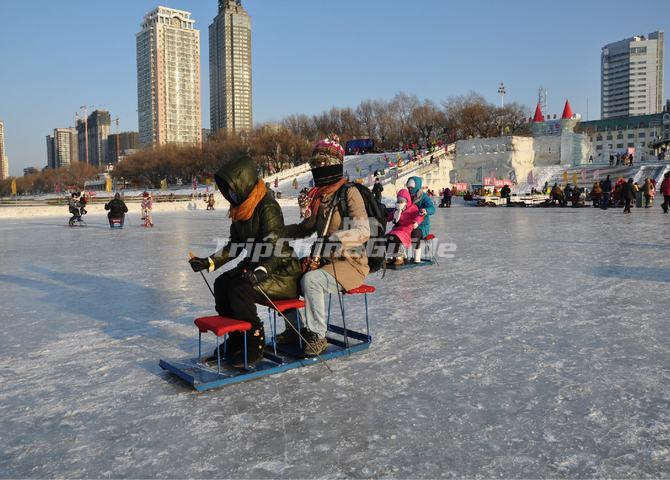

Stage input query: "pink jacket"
[
  {"left": 387, "top": 189, "right": 424, "bottom": 248},
  {"left": 661, "top": 178, "right": 670, "bottom": 196}
]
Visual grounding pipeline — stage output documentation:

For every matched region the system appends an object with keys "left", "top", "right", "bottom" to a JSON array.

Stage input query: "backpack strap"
[{"left": 336, "top": 183, "right": 351, "bottom": 219}]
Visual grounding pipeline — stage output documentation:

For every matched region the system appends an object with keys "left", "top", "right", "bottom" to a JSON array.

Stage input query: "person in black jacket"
[
  {"left": 188, "top": 154, "right": 302, "bottom": 367},
  {"left": 440, "top": 187, "right": 452, "bottom": 207},
  {"left": 621, "top": 177, "right": 635, "bottom": 214},
  {"left": 104, "top": 193, "right": 128, "bottom": 227},
  {"left": 372, "top": 177, "right": 383, "bottom": 203},
  {"left": 500, "top": 184, "right": 511, "bottom": 205},
  {"left": 601, "top": 175, "right": 612, "bottom": 210}
]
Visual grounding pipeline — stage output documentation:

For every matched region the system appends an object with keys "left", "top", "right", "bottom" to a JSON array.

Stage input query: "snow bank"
[{"left": 0, "top": 196, "right": 300, "bottom": 220}]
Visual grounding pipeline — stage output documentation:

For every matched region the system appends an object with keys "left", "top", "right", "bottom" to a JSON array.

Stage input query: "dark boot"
[
  {"left": 231, "top": 322, "right": 265, "bottom": 368},
  {"left": 275, "top": 326, "right": 298, "bottom": 345},
  {"left": 204, "top": 331, "right": 244, "bottom": 362},
  {"left": 301, "top": 328, "right": 328, "bottom": 357}
]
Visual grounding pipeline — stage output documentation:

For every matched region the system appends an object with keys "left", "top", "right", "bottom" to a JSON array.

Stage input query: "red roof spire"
[
  {"left": 561, "top": 100, "right": 573, "bottom": 120},
  {"left": 532, "top": 102, "right": 545, "bottom": 122}
]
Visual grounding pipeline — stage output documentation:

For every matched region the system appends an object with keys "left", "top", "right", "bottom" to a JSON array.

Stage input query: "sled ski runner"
[
  {"left": 386, "top": 259, "right": 435, "bottom": 270},
  {"left": 386, "top": 234, "right": 438, "bottom": 270},
  {"left": 159, "top": 285, "right": 375, "bottom": 391}
]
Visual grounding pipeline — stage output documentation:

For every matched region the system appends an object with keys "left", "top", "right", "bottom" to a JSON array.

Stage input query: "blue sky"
[{"left": 1, "top": 0, "right": 669, "bottom": 176}]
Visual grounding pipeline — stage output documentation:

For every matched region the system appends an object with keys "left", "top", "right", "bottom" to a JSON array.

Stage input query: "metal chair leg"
[
  {"left": 216, "top": 335, "right": 221, "bottom": 374},
  {"left": 243, "top": 332, "right": 248, "bottom": 370},
  {"left": 297, "top": 309, "right": 303, "bottom": 349},
  {"left": 327, "top": 294, "right": 332, "bottom": 327},
  {"left": 341, "top": 293, "right": 349, "bottom": 349},
  {"left": 364, "top": 293, "right": 370, "bottom": 338},
  {"left": 272, "top": 311, "right": 277, "bottom": 355}
]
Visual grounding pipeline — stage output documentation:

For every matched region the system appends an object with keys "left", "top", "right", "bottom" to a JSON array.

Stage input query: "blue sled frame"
[
  {"left": 386, "top": 259, "right": 435, "bottom": 270},
  {"left": 159, "top": 325, "right": 372, "bottom": 392}
]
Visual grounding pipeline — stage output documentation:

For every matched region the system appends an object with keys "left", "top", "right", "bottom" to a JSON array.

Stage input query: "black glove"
[
  {"left": 244, "top": 267, "right": 269, "bottom": 285},
  {"left": 189, "top": 256, "right": 210, "bottom": 272}
]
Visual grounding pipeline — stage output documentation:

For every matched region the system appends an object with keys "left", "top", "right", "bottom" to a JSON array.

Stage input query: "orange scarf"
[{"left": 229, "top": 179, "right": 267, "bottom": 222}]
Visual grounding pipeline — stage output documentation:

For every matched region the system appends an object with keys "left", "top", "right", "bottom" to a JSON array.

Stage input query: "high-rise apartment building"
[
  {"left": 76, "top": 110, "right": 111, "bottom": 167},
  {"left": 48, "top": 128, "right": 79, "bottom": 169},
  {"left": 107, "top": 131, "right": 140, "bottom": 163},
  {"left": 0, "top": 120, "right": 8, "bottom": 180},
  {"left": 137, "top": 6, "right": 202, "bottom": 147},
  {"left": 209, "top": 0, "right": 252, "bottom": 134},
  {"left": 601, "top": 31, "right": 664, "bottom": 119},
  {"left": 46, "top": 135, "right": 55, "bottom": 169}
]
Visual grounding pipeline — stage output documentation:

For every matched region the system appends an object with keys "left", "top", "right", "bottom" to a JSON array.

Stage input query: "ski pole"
[{"left": 189, "top": 252, "right": 215, "bottom": 297}]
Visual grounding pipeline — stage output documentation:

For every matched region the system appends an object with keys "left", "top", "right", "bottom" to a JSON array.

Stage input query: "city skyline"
[{"left": 1, "top": 0, "right": 670, "bottom": 175}]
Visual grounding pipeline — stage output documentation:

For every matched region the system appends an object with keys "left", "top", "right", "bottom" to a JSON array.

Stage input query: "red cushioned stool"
[
  {"left": 327, "top": 284, "right": 375, "bottom": 348},
  {"left": 260, "top": 299, "right": 306, "bottom": 354},
  {"left": 194, "top": 316, "right": 252, "bottom": 372}
]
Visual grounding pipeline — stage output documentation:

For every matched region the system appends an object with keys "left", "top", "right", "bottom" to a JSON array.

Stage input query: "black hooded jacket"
[
  {"left": 211, "top": 155, "right": 301, "bottom": 299},
  {"left": 105, "top": 197, "right": 128, "bottom": 217}
]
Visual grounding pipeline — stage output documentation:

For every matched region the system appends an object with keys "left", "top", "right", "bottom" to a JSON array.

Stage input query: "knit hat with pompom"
[{"left": 310, "top": 135, "right": 345, "bottom": 186}]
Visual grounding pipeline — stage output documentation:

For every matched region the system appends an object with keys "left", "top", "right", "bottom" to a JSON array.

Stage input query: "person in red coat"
[{"left": 660, "top": 172, "right": 670, "bottom": 214}]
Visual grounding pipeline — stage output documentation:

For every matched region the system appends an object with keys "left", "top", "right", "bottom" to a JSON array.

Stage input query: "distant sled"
[
  {"left": 386, "top": 234, "right": 438, "bottom": 270},
  {"left": 160, "top": 285, "right": 375, "bottom": 391},
  {"left": 386, "top": 259, "right": 435, "bottom": 270},
  {"left": 109, "top": 218, "right": 124, "bottom": 229}
]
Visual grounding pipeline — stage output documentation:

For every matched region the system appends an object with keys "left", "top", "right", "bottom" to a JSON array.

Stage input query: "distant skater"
[{"left": 105, "top": 193, "right": 128, "bottom": 227}]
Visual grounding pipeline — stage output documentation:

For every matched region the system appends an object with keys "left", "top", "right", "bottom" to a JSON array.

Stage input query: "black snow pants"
[
  {"left": 213, "top": 267, "right": 265, "bottom": 324},
  {"left": 662, "top": 195, "right": 670, "bottom": 213},
  {"left": 213, "top": 266, "right": 266, "bottom": 361}
]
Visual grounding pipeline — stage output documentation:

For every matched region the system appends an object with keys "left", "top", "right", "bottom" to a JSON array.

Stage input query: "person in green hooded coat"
[{"left": 189, "top": 153, "right": 302, "bottom": 367}]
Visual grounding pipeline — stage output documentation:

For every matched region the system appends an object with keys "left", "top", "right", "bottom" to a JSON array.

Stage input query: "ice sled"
[
  {"left": 386, "top": 234, "right": 438, "bottom": 270},
  {"left": 386, "top": 259, "right": 435, "bottom": 270},
  {"left": 159, "top": 285, "right": 375, "bottom": 391},
  {"left": 109, "top": 218, "right": 124, "bottom": 229}
]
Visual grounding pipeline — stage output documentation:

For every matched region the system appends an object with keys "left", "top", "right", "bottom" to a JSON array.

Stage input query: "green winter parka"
[{"left": 211, "top": 155, "right": 302, "bottom": 299}]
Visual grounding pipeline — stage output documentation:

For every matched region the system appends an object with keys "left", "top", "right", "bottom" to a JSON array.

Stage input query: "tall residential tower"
[
  {"left": 136, "top": 6, "right": 202, "bottom": 147},
  {"left": 601, "top": 31, "right": 664, "bottom": 119},
  {"left": 209, "top": 0, "right": 252, "bottom": 134},
  {"left": 47, "top": 128, "right": 79, "bottom": 169},
  {"left": 76, "top": 110, "right": 111, "bottom": 167}
]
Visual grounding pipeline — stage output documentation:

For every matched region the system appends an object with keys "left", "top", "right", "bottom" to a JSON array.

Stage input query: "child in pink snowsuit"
[{"left": 386, "top": 188, "right": 424, "bottom": 263}]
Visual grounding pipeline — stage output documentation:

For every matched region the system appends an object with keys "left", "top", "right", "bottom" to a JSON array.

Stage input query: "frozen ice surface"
[{"left": 1, "top": 204, "right": 670, "bottom": 478}]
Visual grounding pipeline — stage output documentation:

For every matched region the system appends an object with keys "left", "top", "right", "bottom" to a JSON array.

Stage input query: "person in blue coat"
[{"left": 405, "top": 176, "right": 435, "bottom": 262}]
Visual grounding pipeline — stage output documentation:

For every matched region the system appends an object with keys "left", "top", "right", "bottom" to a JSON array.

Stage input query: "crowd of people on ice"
[
  {"left": 187, "top": 136, "right": 438, "bottom": 367},
  {"left": 540, "top": 174, "right": 670, "bottom": 213},
  {"left": 445, "top": 173, "right": 670, "bottom": 214}
]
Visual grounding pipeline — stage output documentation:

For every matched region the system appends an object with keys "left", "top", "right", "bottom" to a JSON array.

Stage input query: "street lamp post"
[{"left": 498, "top": 82, "right": 506, "bottom": 108}]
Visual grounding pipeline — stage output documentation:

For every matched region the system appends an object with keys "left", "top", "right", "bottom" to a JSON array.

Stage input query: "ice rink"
[{"left": 1, "top": 203, "right": 669, "bottom": 478}]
